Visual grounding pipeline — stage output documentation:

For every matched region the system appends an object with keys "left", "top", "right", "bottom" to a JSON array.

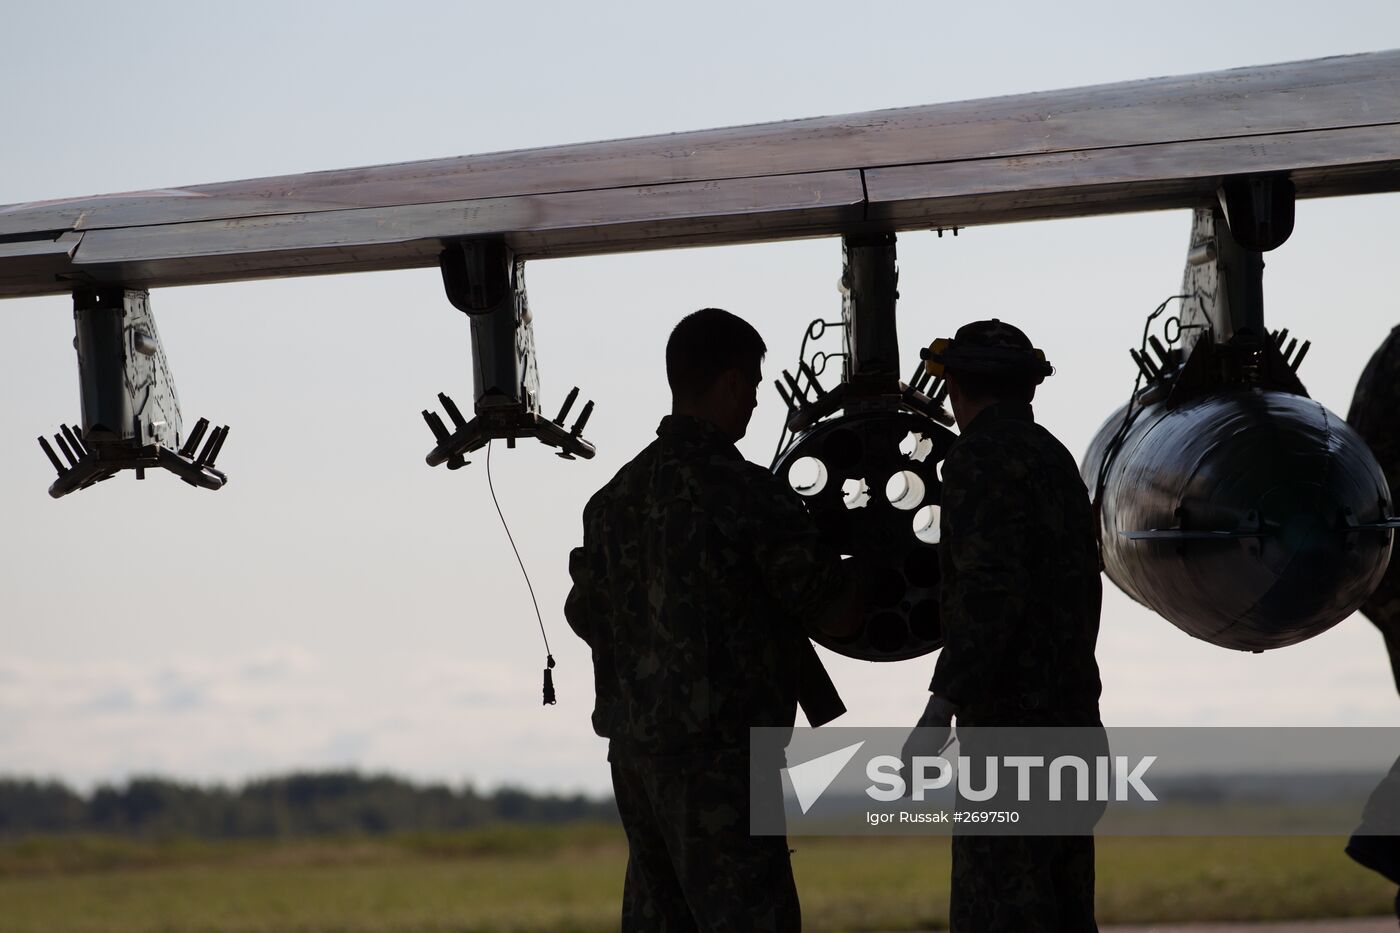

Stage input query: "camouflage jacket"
[
  {"left": 1348, "top": 324, "right": 1400, "bottom": 694},
  {"left": 566, "top": 415, "right": 845, "bottom": 753},
  {"left": 930, "top": 402, "right": 1103, "bottom": 726}
]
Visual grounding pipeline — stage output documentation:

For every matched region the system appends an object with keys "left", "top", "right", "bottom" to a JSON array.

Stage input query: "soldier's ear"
[{"left": 717, "top": 367, "right": 745, "bottom": 399}]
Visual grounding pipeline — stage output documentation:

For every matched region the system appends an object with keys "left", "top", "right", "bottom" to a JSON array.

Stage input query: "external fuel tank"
[
  {"left": 1083, "top": 385, "right": 1394, "bottom": 650},
  {"left": 1081, "top": 200, "right": 1400, "bottom": 652}
]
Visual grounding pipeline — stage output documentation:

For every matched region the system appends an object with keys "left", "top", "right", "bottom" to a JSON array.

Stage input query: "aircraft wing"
[{"left": 3, "top": 50, "right": 1399, "bottom": 299}]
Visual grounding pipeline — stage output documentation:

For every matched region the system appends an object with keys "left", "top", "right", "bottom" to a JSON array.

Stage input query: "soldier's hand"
[{"left": 900, "top": 695, "right": 957, "bottom": 798}]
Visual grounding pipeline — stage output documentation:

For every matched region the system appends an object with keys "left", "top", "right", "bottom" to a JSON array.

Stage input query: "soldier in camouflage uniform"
[
  {"left": 910, "top": 319, "right": 1104, "bottom": 933},
  {"left": 1347, "top": 325, "right": 1400, "bottom": 693},
  {"left": 565, "top": 307, "right": 859, "bottom": 932},
  {"left": 1344, "top": 325, "right": 1400, "bottom": 912}
]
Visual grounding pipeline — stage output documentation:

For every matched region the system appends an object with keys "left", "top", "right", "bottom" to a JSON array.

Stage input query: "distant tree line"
[{"left": 0, "top": 772, "right": 617, "bottom": 838}]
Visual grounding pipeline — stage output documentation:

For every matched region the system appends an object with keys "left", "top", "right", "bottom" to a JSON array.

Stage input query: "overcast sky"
[{"left": 3, "top": 1, "right": 1400, "bottom": 795}]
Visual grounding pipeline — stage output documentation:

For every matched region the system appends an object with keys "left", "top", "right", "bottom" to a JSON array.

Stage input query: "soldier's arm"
[
  {"left": 929, "top": 437, "right": 1035, "bottom": 708},
  {"left": 564, "top": 545, "right": 595, "bottom": 646},
  {"left": 817, "top": 573, "right": 864, "bottom": 638},
  {"left": 732, "top": 465, "right": 858, "bottom": 637},
  {"left": 564, "top": 496, "right": 611, "bottom": 647}
]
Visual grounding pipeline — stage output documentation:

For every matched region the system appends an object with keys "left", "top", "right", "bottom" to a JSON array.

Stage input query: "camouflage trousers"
[
  {"left": 610, "top": 746, "right": 800, "bottom": 932},
  {"left": 950, "top": 835, "right": 1097, "bottom": 933}
]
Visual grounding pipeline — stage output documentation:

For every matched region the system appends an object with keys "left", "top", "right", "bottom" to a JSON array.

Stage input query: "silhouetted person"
[
  {"left": 1347, "top": 324, "right": 1400, "bottom": 693},
  {"left": 1344, "top": 325, "right": 1400, "bottom": 918},
  {"left": 566, "top": 307, "right": 858, "bottom": 932},
  {"left": 905, "top": 319, "right": 1103, "bottom": 932}
]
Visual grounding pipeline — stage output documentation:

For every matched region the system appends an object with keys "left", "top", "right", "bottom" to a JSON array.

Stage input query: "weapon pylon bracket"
[
  {"left": 1218, "top": 174, "right": 1295, "bottom": 253},
  {"left": 421, "top": 239, "right": 595, "bottom": 468},
  {"left": 1172, "top": 183, "right": 1307, "bottom": 403},
  {"left": 777, "top": 233, "right": 952, "bottom": 433},
  {"left": 771, "top": 232, "right": 958, "bottom": 663},
  {"left": 39, "top": 287, "right": 228, "bottom": 498}
]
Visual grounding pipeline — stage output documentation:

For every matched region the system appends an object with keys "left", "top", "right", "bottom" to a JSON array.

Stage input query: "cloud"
[
  {"left": 79, "top": 687, "right": 137, "bottom": 714},
  {"left": 9, "top": 602, "right": 1396, "bottom": 798},
  {"left": 0, "top": 650, "right": 611, "bottom": 795}
]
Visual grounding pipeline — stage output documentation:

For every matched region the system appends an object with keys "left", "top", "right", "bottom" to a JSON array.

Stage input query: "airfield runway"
[
  {"left": 893, "top": 921, "right": 1396, "bottom": 933},
  {"left": 1100, "top": 920, "right": 1395, "bottom": 932},
  {"left": 891, "top": 919, "right": 1396, "bottom": 932}
]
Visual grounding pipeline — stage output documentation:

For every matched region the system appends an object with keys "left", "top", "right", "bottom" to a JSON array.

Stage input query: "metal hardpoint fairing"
[
  {"left": 38, "top": 287, "right": 228, "bottom": 498},
  {"left": 421, "top": 239, "right": 595, "bottom": 469}
]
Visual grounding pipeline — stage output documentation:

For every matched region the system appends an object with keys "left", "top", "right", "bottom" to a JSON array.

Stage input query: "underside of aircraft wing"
[{"left": 2, "top": 50, "right": 1399, "bottom": 298}]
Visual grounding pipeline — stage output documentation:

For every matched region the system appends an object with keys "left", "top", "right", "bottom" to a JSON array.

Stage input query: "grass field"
[{"left": 0, "top": 826, "right": 1393, "bottom": 932}]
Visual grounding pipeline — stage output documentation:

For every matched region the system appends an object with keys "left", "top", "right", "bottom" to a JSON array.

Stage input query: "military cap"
[{"left": 921, "top": 319, "right": 1054, "bottom": 384}]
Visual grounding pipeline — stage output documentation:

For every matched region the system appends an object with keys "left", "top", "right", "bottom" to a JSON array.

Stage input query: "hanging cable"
[{"left": 485, "top": 440, "right": 557, "bottom": 705}]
